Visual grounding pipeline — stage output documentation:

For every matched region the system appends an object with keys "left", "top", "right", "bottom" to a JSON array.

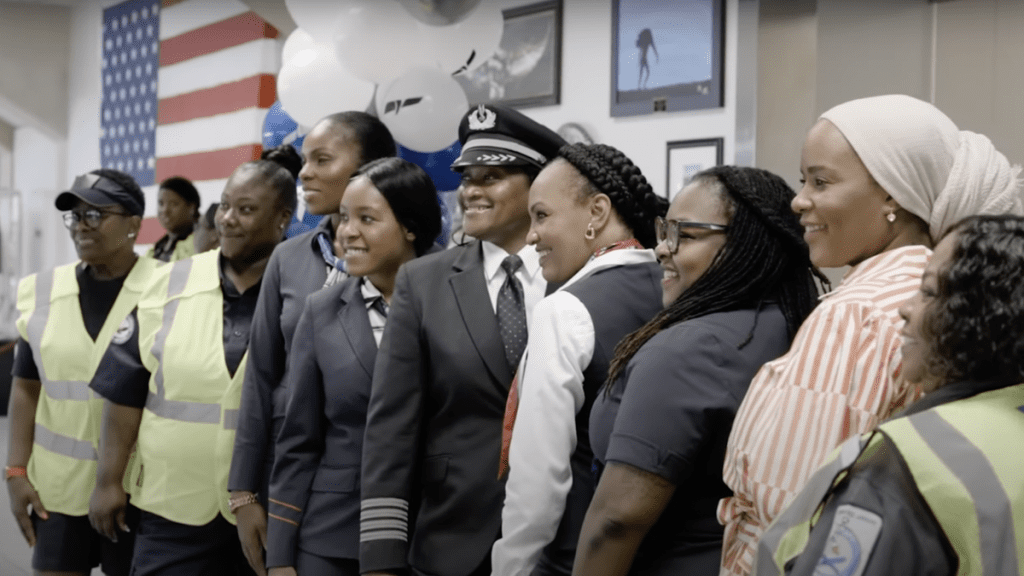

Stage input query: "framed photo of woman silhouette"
[{"left": 610, "top": 0, "right": 724, "bottom": 117}]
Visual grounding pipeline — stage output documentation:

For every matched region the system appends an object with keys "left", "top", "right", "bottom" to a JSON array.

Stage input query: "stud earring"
[
  {"left": 127, "top": 232, "right": 136, "bottom": 238},
  {"left": 584, "top": 223, "right": 596, "bottom": 240},
  {"left": 886, "top": 211, "right": 897, "bottom": 223}
]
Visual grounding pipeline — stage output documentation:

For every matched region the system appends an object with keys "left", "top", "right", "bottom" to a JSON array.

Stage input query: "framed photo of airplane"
[
  {"left": 454, "top": 0, "right": 563, "bottom": 109},
  {"left": 611, "top": 0, "right": 724, "bottom": 117}
]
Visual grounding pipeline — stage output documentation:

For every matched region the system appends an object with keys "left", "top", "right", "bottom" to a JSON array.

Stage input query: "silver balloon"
[{"left": 397, "top": 0, "right": 483, "bottom": 26}]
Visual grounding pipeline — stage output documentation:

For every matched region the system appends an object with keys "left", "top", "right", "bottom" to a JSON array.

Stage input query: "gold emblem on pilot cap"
[{"left": 467, "top": 105, "right": 497, "bottom": 131}]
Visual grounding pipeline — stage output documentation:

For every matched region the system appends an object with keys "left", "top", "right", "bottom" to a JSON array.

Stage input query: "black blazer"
[
  {"left": 230, "top": 219, "right": 332, "bottom": 497},
  {"left": 266, "top": 277, "right": 375, "bottom": 567},
  {"left": 361, "top": 241, "right": 534, "bottom": 576}
]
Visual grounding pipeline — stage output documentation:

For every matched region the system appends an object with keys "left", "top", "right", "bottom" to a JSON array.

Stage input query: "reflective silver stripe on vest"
[
  {"left": 753, "top": 435, "right": 865, "bottom": 576},
  {"left": 24, "top": 270, "right": 92, "bottom": 402},
  {"left": 144, "top": 259, "right": 227, "bottom": 425},
  {"left": 34, "top": 423, "right": 98, "bottom": 461},
  {"left": 222, "top": 409, "right": 239, "bottom": 430},
  {"left": 910, "top": 410, "right": 1020, "bottom": 576}
]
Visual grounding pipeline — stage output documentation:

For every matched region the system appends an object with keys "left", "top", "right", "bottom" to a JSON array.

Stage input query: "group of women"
[{"left": 6, "top": 93, "right": 1024, "bottom": 576}]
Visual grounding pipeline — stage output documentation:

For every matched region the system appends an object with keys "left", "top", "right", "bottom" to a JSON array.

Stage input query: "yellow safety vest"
[
  {"left": 133, "top": 249, "right": 247, "bottom": 526},
  {"left": 15, "top": 257, "right": 160, "bottom": 515},
  {"left": 755, "top": 383, "right": 1024, "bottom": 576}
]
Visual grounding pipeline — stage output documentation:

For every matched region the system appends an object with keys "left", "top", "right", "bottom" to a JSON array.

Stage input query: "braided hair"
[
  {"left": 557, "top": 143, "right": 668, "bottom": 248},
  {"left": 606, "top": 165, "right": 828, "bottom": 387}
]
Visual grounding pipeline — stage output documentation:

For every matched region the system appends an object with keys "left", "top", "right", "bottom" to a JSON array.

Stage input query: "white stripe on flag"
[
  {"left": 157, "top": 38, "right": 281, "bottom": 99},
  {"left": 159, "top": 0, "right": 250, "bottom": 40},
  {"left": 156, "top": 108, "right": 267, "bottom": 157}
]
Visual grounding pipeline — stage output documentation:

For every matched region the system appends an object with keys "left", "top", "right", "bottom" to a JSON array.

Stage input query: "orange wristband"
[{"left": 4, "top": 466, "right": 27, "bottom": 481}]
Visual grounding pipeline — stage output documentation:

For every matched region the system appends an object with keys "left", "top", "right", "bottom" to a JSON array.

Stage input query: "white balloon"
[
  {"left": 281, "top": 28, "right": 315, "bottom": 65},
  {"left": 284, "top": 0, "right": 351, "bottom": 42},
  {"left": 397, "top": 0, "right": 482, "bottom": 27},
  {"left": 333, "top": 0, "right": 433, "bottom": 86},
  {"left": 421, "top": 2, "right": 503, "bottom": 75},
  {"left": 277, "top": 43, "right": 376, "bottom": 128},
  {"left": 377, "top": 67, "right": 468, "bottom": 153}
]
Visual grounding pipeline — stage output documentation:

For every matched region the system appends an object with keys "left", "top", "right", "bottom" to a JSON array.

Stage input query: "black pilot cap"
[{"left": 450, "top": 104, "right": 566, "bottom": 172}]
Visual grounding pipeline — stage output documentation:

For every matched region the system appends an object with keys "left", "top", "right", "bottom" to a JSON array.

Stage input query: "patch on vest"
[
  {"left": 813, "top": 504, "right": 882, "bottom": 576},
  {"left": 111, "top": 314, "right": 135, "bottom": 345}
]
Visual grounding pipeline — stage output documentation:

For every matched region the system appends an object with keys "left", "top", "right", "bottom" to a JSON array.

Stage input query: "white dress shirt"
[
  {"left": 491, "top": 249, "right": 658, "bottom": 576},
  {"left": 481, "top": 241, "right": 546, "bottom": 328}
]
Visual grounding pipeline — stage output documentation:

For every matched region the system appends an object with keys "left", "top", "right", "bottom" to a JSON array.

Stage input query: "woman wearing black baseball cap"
[{"left": 7, "top": 169, "right": 159, "bottom": 576}]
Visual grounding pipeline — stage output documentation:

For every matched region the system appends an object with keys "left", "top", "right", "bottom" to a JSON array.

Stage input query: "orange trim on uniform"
[
  {"left": 269, "top": 497, "right": 302, "bottom": 512},
  {"left": 268, "top": 512, "right": 299, "bottom": 526}
]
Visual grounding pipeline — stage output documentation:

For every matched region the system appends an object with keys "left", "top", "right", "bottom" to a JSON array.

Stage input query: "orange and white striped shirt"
[{"left": 718, "top": 245, "right": 931, "bottom": 576}]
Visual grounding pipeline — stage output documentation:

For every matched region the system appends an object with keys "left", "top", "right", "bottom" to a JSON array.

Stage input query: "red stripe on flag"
[
  {"left": 155, "top": 144, "right": 263, "bottom": 182},
  {"left": 138, "top": 217, "right": 166, "bottom": 245},
  {"left": 162, "top": 0, "right": 189, "bottom": 8},
  {"left": 158, "top": 74, "right": 277, "bottom": 125},
  {"left": 159, "top": 12, "right": 279, "bottom": 67}
]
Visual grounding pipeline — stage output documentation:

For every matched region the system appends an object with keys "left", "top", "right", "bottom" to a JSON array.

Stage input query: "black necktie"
[
  {"left": 496, "top": 255, "right": 527, "bottom": 372},
  {"left": 369, "top": 296, "right": 389, "bottom": 318}
]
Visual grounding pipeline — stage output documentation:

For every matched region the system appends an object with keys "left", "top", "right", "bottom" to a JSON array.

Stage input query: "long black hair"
[
  {"left": 557, "top": 143, "right": 667, "bottom": 248},
  {"left": 606, "top": 165, "right": 827, "bottom": 386}
]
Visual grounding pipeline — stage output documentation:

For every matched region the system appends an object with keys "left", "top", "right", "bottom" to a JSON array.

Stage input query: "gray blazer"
[
  {"left": 266, "top": 277, "right": 374, "bottom": 567},
  {"left": 360, "top": 240, "right": 535, "bottom": 576},
  {"left": 229, "top": 219, "right": 332, "bottom": 495}
]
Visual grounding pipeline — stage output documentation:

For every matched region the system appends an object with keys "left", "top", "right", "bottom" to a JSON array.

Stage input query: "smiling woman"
[
  {"left": 265, "top": 158, "right": 441, "bottom": 576},
  {"left": 720, "top": 94, "right": 1024, "bottom": 576},
  {"left": 86, "top": 157, "right": 296, "bottom": 575},
  {"left": 493, "top": 143, "right": 668, "bottom": 576},
  {"left": 761, "top": 215, "right": 1024, "bottom": 576},
  {"left": 228, "top": 116, "right": 397, "bottom": 576},
  {"left": 7, "top": 169, "right": 158, "bottom": 576}
]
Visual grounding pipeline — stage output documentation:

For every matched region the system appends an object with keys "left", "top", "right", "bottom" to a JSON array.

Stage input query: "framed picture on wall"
[
  {"left": 611, "top": 0, "right": 724, "bottom": 117},
  {"left": 665, "top": 138, "right": 724, "bottom": 199},
  {"left": 455, "top": 0, "right": 563, "bottom": 109}
]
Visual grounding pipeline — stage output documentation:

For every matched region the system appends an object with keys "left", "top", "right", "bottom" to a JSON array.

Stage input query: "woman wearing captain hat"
[
  {"left": 7, "top": 169, "right": 158, "bottom": 576},
  {"left": 359, "top": 104, "right": 565, "bottom": 576}
]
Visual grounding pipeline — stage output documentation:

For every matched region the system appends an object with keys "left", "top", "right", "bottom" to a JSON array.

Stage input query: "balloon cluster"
[{"left": 276, "top": 0, "right": 503, "bottom": 154}]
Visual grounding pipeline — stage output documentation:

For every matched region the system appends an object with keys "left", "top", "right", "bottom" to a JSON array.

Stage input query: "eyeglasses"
[
  {"left": 63, "top": 208, "right": 128, "bottom": 230},
  {"left": 655, "top": 216, "right": 729, "bottom": 254}
]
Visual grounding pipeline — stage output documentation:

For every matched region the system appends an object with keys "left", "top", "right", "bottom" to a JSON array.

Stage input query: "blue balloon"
[
  {"left": 398, "top": 141, "right": 462, "bottom": 192},
  {"left": 263, "top": 101, "right": 304, "bottom": 152},
  {"left": 399, "top": 141, "right": 462, "bottom": 247}
]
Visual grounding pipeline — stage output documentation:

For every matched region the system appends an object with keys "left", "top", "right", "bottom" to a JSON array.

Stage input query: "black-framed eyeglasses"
[
  {"left": 655, "top": 216, "right": 729, "bottom": 254},
  {"left": 63, "top": 208, "right": 128, "bottom": 230}
]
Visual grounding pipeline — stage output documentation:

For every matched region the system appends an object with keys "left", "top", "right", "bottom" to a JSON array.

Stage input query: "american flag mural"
[{"left": 101, "top": 0, "right": 281, "bottom": 245}]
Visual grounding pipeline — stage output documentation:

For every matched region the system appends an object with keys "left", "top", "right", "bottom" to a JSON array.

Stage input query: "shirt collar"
[
  {"left": 308, "top": 216, "right": 337, "bottom": 254},
  {"left": 481, "top": 241, "right": 542, "bottom": 283},
  {"left": 361, "top": 277, "right": 384, "bottom": 308},
  {"left": 822, "top": 244, "right": 932, "bottom": 300},
  {"left": 558, "top": 248, "right": 657, "bottom": 291},
  {"left": 218, "top": 252, "right": 261, "bottom": 299}
]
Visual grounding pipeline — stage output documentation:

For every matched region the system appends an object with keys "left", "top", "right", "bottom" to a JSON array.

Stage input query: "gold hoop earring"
[{"left": 584, "top": 223, "right": 596, "bottom": 240}]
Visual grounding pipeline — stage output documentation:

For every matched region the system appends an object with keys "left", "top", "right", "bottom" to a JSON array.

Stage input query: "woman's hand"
[
  {"left": 268, "top": 567, "right": 297, "bottom": 576},
  {"left": 7, "top": 475, "right": 47, "bottom": 546},
  {"left": 89, "top": 480, "right": 128, "bottom": 543},
  {"left": 234, "top": 494, "right": 268, "bottom": 576}
]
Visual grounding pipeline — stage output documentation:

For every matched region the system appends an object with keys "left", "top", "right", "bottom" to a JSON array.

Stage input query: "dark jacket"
[
  {"left": 266, "top": 277, "right": 375, "bottom": 567},
  {"left": 229, "top": 219, "right": 332, "bottom": 496},
  {"left": 360, "top": 241, "right": 542, "bottom": 576}
]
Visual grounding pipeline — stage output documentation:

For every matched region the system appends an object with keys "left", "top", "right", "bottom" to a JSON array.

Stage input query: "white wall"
[
  {"left": 516, "top": 0, "right": 747, "bottom": 198},
  {"left": 13, "top": 127, "right": 70, "bottom": 276}
]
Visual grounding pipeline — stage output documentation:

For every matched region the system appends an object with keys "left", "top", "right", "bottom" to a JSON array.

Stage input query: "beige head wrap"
[{"left": 819, "top": 94, "right": 1023, "bottom": 240}]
